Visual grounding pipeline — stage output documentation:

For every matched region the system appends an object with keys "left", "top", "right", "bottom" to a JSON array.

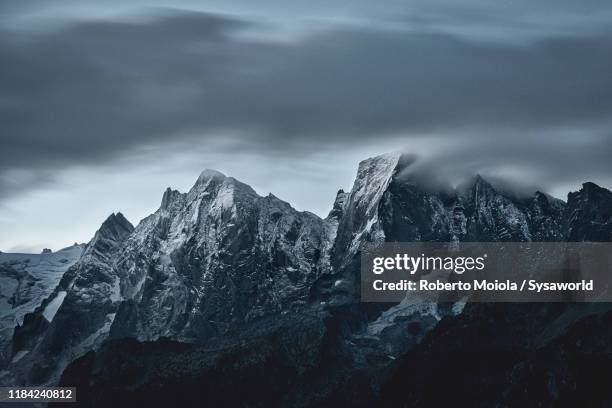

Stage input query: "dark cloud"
[
  {"left": 1, "top": 9, "right": 612, "bottom": 200},
  {"left": 398, "top": 132, "right": 612, "bottom": 196}
]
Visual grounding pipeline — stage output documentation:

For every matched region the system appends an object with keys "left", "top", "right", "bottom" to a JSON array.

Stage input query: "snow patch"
[
  {"left": 42, "top": 291, "right": 67, "bottom": 322},
  {"left": 109, "top": 278, "right": 121, "bottom": 302},
  {"left": 0, "top": 245, "right": 82, "bottom": 327},
  {"left": 75, "top": 313, "right": 116, "bottom": 355},
  {"left": 452, "top": 299, "right": 467, "bottom": 315},
  {"left": 366, "top": 300, "right": 439, "bottom": 336},
  {"left": 11, "top": 350, "right": 29, "bottom": 363}
]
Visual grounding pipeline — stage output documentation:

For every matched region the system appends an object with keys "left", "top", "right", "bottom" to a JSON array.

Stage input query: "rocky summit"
[{"left": 3, "top": 152, "right": 612, "bottom": 406}]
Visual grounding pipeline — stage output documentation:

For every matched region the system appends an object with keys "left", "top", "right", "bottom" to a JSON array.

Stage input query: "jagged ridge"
[{"left": 5, "top": 152, "right": 612, "bottom": 398}]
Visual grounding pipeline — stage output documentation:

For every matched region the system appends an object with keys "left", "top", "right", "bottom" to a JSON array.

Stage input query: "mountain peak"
[
  {"left": 568, "top": 182, "right": 612, "bottom": 204},
  {"left": 357, "top": 152, "right": 401, "bottom": 173},
  {"left": 161, "top": 187, "right": 183, "bottom": 209},
  {"left": 196, "top": 169, "right": 226, "bottom": 183},
  {"left": 97, "top": 212, "right": 134, "bottom": 242},
  {"left": 471, "top": 174, "right": 500, "bottom": 195},
  {"left": 581, "top": 181, "right": 608, "bottom": 195},
  {"left": 473, "top": 174, "right": 491, "bottom": 187},
  {"left": 101, "top": 212, "right": 132, "bottom": 230},
  {"left": 189, "top": 169, "right": 235, "bottom": 196},
  {"left": 79, "top": 212, "right": 134, "bottom": 261},
  {"left": 534, "top": 190, "right": 565, "bottom": 205},
  {"left": 326, "top": 189, "right": 349, "bottom": 222},
  {"left": 456, "top": 174, "right": 493, "bottom": 196},
  {"left": 565, "top": 182, "right": 612, "bottom": 241}
]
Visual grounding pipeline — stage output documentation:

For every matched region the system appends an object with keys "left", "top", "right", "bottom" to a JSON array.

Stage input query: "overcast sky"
[{"left": 1, "top": 0, "right": 612, "bottom": 252}]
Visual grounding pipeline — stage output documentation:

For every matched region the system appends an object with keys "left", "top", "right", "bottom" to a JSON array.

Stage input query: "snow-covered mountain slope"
[
  {"left": 0, "top": 245, "right": 83, "bottom": 365},
  {"left": 6, "top": 213, "right": 133, "bottom": 384},
  {"left": 0, "top": 245, "right": 83, "bottom": 327}
]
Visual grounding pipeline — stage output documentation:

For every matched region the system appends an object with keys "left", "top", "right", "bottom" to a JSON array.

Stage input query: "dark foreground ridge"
[{"left": 379, "top": 303, "right": 612, "bottom": 407}]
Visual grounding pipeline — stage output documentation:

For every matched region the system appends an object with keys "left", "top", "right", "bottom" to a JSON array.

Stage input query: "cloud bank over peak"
[{"left": 1, "top": 1, "right": 611, "bottom": 250}]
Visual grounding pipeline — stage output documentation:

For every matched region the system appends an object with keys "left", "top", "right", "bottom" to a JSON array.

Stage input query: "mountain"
[
  {"left": 0, "top": 244, "right": 83, "bottom": 367},
  {"left": 565, "top": 182, "right": 612, "bottom": 241},
  {"left": 4, "top": 152, "right": 612, "bottom": 406},
  {"left": 109, "top": 170, "right": 332, "bottom": 341},
  {"left": 378, "top": 176, "right": 612, "bottom": 406},
  {"left": 6, "top": 171, "right": 333, "bottom": 385},
  {"left": 318, "top": 153, "right": 572, "bottom": 308},
  {"left": 6, "top": 213, "right": 133, "bottom": 385}
]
